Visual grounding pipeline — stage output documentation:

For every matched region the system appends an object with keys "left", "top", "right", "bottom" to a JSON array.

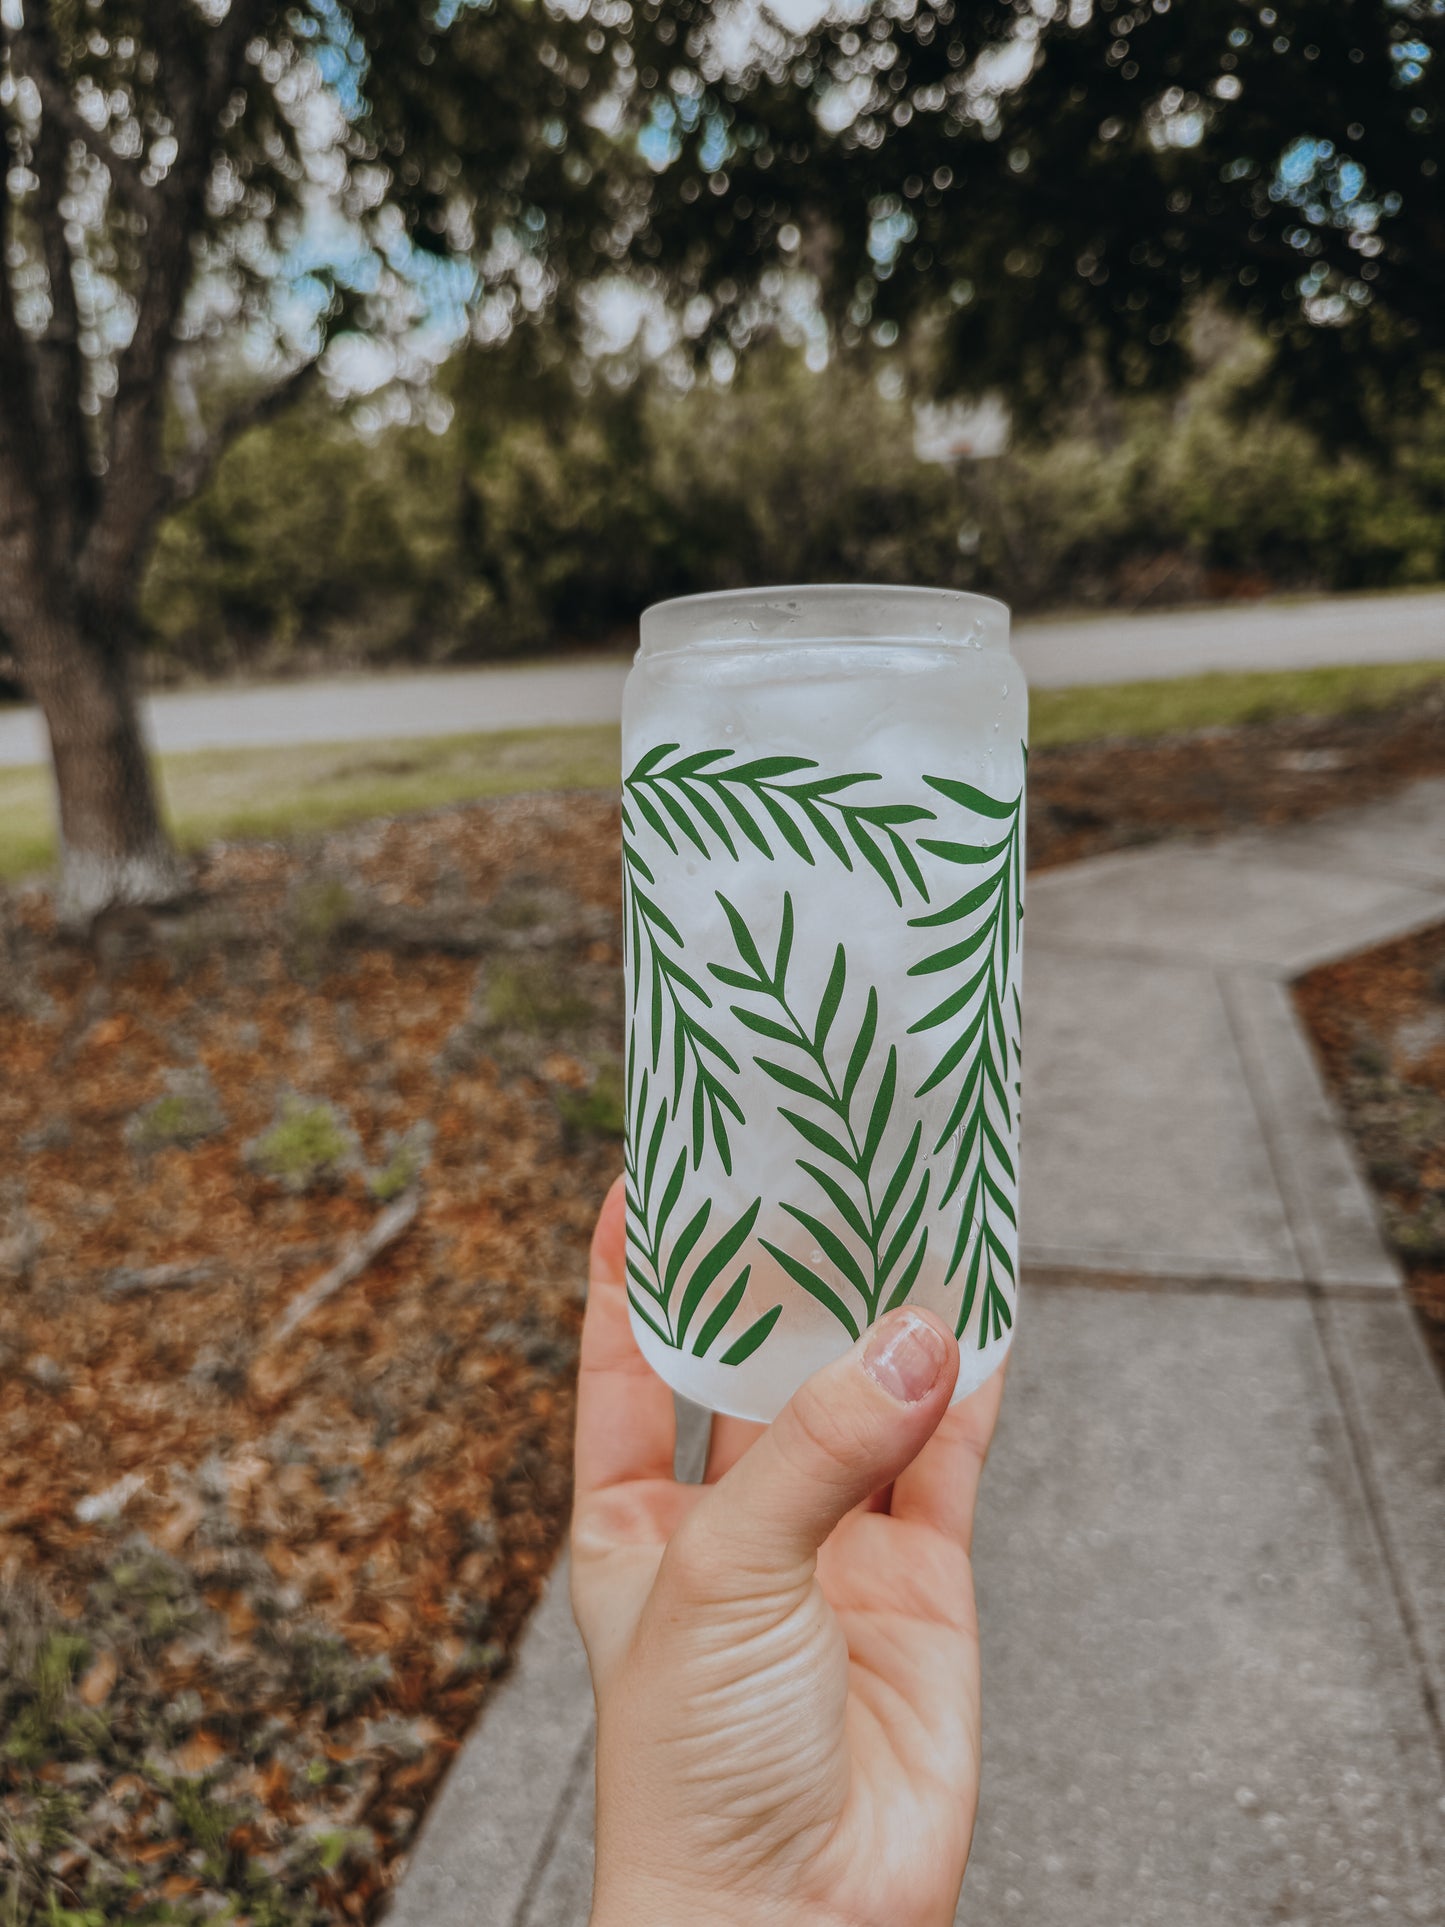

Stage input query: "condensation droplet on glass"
[
  {"left": 1001, "top": 683, "right": 1009, "bottom": 696},
  {"left": 685, "top": 861, "right": 698, "bottom": 877},
  {"left": 991, "top": 719, "right": 1000, "bottom": 732},
  {"left": 810, "top": 1248, "right": 824, "bottom": 1266},
  {"left": 723, "top": 722, "right": 736, "bottom": 736}
]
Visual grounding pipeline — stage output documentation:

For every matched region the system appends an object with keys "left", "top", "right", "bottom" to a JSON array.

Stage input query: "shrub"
[
  {"left": 126, "top": 1069, "right": 226, "bottom": 1154},
  {"left": 554, "top": 1060, "right": 625, "bottom": 1140},
  {"left": 366, "top": 1122, "right": 432, "bottom": 1202},
  {"left": 139, "top": 339, "right": 1445, "bottom": 670},
  {"left": 245, "top": 1097, "right": 359, "bottom": 1194}
]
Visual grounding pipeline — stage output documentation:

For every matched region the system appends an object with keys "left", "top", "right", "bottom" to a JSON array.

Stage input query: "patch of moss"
[
  {"left": 483, "top": 875, "right": 579, "bottom": 932},
  {"left": 483, "top": 964, "right": 594, "bottom": 1037},
  {"left": 1390, "top": 1204, "right": 1445, "bottom": 1265},
  {"left": 167, "top": 1775, "right": 239, "bottom": 1875},
  {"left": 554, "top": 1061, "right": 625, "bottom": 1140},
  {"left": 486, "top": 889, "right": 548, "bottom": 932},
  {"left": 89, "top": 1546, "right": 202, "bottom": 1650},
  {"left": 126, "top": 1070, "right": 225, "bottom": 1154},
  {"left": 285, "top": 874, "right": 361, "bottom": 979},
  {"left": 290, "top": 876, "right": 357, "bottom": 947},
  {"left": 0, "top": 1627, "right": 100, "bottom": 1768},
  {"left": 366, "top": 1122, "right": 432, "bottom": 1202},
  {"left": 245, "top": 1096, "right": 358, "bottom": 1194},
  {"left": 267, "top": 1623, "right": 389, "bottom": 1720}
]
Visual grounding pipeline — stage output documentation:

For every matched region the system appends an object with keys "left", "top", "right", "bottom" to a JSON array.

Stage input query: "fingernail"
[{"left": 863, "top": 1310, "right": 948, "bottom": 1404}]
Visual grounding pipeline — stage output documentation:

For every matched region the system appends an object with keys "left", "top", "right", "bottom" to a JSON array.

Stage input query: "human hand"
[{"left": 571, "top": 1177, "right": 1006, "bottom": 1927}]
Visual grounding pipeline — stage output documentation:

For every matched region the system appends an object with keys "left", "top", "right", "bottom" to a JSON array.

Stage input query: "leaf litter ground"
[
  {"left": 0, "top": 797, "right": 621, "bottom": 1924},
  {"left": 1297, "top": 920, "right": 1445, "bottom": 1383},
  {"left": 1, "top": 686, "right": 1443, "bottom": 1922}
]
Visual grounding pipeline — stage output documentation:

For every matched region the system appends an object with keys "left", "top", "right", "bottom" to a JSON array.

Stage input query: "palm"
[
  {"left": 816, "top": 1511, "right": 982, "bottom": 1921},
  {"left": 573, "top": 1183, "right": 1003, "bottom": 1927}
]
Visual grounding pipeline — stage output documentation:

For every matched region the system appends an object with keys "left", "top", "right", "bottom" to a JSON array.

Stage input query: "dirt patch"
[{"left": 1295, "top": 921, "right": 1445, "bottom": 1382}]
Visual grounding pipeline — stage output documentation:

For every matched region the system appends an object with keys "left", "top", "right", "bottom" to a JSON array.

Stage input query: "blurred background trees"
[
  {"left": 0, "top": 0, "right": 744, "bottom": 918},
  {"left": 3, "top": 0, "right": 1442, "bottom": 917},
  {"left": 143, "top": 321, "right": 1445, "bottom": 674},
  {"left": 697, "top": 0, "right": 1445, "bottom": 429}
]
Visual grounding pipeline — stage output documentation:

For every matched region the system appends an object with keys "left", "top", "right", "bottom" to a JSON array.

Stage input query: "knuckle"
[
  {"left": 658, "top": 1511, "right": 724, "bottom": 1601},
  {"left": 924, "top": 1531, "right": 974, "bottom": 1602}
]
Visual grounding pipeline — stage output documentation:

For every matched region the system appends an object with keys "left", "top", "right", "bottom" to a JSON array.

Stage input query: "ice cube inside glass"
[{"left": 621, "top": 585, "right": 1026, "bottom": 1421}]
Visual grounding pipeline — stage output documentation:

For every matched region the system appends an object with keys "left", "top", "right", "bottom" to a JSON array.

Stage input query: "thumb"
[{"left": 678, "top": 1307, "right": 960, "bottom": 1590}]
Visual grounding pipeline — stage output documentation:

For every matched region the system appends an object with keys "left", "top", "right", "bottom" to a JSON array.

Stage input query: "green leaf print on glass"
[
  {"left": 622, "top": 803, "right": 745, "bottom": 1175},
  {"left": 711, "top": 890, "right": 931, "bottom": 1338},
  {"left": 909, "top": 768, "right": 1025, "bottom": 1346},
  {"left": 622, "top": 1048, "right": 778, "bottom": 1362},
  {"left": 624, "top": 744, "right": 937, "bottom": 907}
]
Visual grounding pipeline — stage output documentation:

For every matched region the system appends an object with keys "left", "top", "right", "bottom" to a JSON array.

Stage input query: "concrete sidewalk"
[
  {"left": 390, "top": 781, "right": 1445, "bottom": 1927},
  {"left": 2, "top": 589, "right": 1442, "bottom": 767}
]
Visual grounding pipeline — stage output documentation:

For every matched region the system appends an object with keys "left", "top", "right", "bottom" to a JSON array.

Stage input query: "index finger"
[
  {"left": 573, "top": 1175, "right": 677, "bottom": 1500},
  {"left": 887, "top": 1353, "right": 1008, "bottom": 1551}
]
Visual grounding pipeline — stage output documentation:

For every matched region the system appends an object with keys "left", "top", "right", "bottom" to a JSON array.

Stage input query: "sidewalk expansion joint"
[
  {"left": 1307, "top": 1291, "right": 1445, "bottom": 1784},
  {"left": 1022, "top": 1265, "right": 1401, "bottom": 1302},
  {"left": 511, "top": 1726, "right": 594, "bottom": 1927}
]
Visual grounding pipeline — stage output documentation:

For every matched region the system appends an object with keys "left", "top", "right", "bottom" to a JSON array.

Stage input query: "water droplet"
[
  {"left": 1001, "top": 683, "right": 1009, "bottom": 696},
  {"left": 810, "top": 1248, "right": 824, "bottom": 1266},
  {"left": 685, "top": 861, "right": 698, "bottom": 877},
  {"left": 991, "top": 719, "right": 1000, "bottom": 732},
  {"left": 723, "top": 722, "right": 736, "bottom": 736}
]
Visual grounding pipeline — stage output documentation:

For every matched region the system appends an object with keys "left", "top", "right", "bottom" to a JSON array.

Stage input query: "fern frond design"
[
  {"left": 622, "top": 800, "right": 744, "bottom": 1175},
  {"left": 711, "top": 890, "right": 930, "bottom": 1336},
  {"left": 622, "top": 1049, "right": 780, "bottom": 1362},
  {"left": 624, "top": 743, "right": 936, "bottom": 907},
  {"left": 908, "top": 772, "right": 1024, "bottom": 1344}
]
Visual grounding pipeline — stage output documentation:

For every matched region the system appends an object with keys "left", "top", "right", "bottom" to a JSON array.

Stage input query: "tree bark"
[
  {"left": 14, "top": 607, "right": 186, "bottom": 928},
  {"left": 0, "top": 0, "right": 274, "bottom": 927}
]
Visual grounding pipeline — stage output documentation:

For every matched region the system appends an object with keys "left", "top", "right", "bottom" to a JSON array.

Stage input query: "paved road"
[
  {"left": 392, "top": 777, "right": 1445, "bottom": 1927},
  {"left": 2, "top": 590, "right": 1442, "bottom": 769}
]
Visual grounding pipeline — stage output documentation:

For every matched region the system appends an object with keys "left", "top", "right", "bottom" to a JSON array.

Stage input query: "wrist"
[{"left": 591, "top": 1881, "right": 840, "bottom": 1927}]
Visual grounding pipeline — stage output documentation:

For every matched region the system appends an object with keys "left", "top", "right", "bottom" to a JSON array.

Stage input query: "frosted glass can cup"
[{"left": 621, "top": 585, "right": 1027, "bottom": 1422}]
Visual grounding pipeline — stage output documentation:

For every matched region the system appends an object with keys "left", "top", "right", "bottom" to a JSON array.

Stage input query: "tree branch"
[
  {"left": 0, "top": 163, "right": 28, "bottom": 398},
  {"left": 0, "top": 120, "right": 47, "bottom": 601},
  {"left": 4, "top": 27, "right": 154, "bottom": 221},
  {"left": 165, "top": 357, "right": 323, "bottom": 510},
  {"left": 263, "top": 1190, "right": 422, "bottom": 1350},
  {"left": 205, "top": 0, "right": 274, "bottom": 122},
  {"left": 79, "top": 0, "right": 280, "bottom": 616},
  {"left": 8, "top": 7, "right": 94, "bottom": 556}
]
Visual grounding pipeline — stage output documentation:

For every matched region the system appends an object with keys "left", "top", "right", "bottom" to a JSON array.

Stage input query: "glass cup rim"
[{"left": 638, "top": 583, "right": 1011, "bottom": 659}]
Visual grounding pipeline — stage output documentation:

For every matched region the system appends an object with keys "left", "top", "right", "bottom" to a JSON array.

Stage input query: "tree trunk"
[{"left": 16, "top": 609, "right": 186, "bottom": 928}]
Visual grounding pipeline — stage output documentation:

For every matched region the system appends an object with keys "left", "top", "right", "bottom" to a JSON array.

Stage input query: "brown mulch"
[
  {"left": 1295, "top": 922, "right": 1445, "bottom": 1382},
  {"left": 0, "top": 797, "right": 623, "bottom": 1924},
  {"left": 1026, "top": 678, "right": 1445, "bottom": 870},
  {"left": 2, "top": 684, "right": 1444, "bottom": 1922}
]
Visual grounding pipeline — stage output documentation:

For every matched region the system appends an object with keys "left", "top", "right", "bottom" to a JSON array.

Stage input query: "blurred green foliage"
[
  {"left": 245, "top": 1097, "right": 359, "bottom": 1194},
  {"left": 141, "top": 342, "right": 1445, "bottom": 670},
  {"left": 553, "top": 1062, "right": 627, "bottom": 1143}
]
